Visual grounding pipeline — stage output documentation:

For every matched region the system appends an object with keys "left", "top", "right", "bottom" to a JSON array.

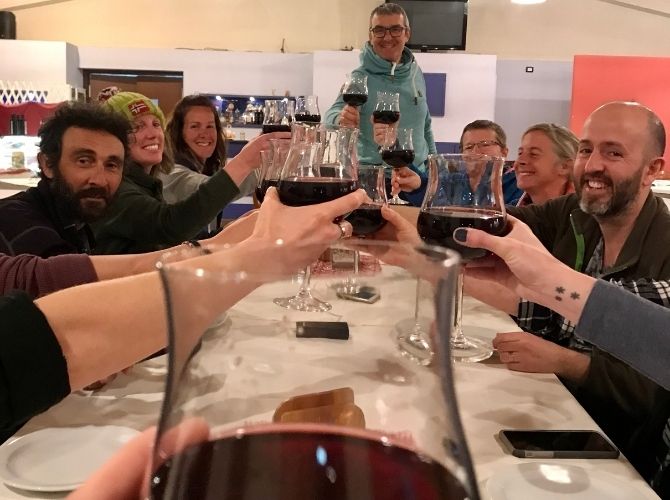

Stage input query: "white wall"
[
  {"left": 7, "top": 0, "right": 670, "bottom": 59},
  {"left": 0, "top": 40, "right": 81, "bottom": 87},
  {"left": 313, "top": 51, "right": 497, "bottom": 144},
  {"left": 495, "top": 60, "right": 574, "bottom": 158},
  {"left": 77, "top": 47, "right": 314, "bottom": 97}
]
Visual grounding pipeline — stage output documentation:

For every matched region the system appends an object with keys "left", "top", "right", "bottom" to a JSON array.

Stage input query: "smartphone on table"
[{"left": 499, "top": 429, "right": 620, "bottom": 459}]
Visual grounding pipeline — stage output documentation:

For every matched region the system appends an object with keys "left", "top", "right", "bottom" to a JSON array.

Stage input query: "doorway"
[{"left": 84, "top": 70, "right": 184, "bottom": 117}]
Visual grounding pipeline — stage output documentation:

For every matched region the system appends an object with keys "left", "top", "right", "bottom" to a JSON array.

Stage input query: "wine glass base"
[
  {"left": 451, "top": 335, "right": 493, "bottom": 363},
  {"left": 388, "top": 197, "right": 409, "bottom": 205},
  {"left": 273, "top": 295, "right": 332, "bottom": 312}
]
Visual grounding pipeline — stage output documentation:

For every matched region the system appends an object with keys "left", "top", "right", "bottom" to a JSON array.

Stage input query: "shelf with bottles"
[{"left": 202, "top": 94, "right": 297, "bottom": 128}]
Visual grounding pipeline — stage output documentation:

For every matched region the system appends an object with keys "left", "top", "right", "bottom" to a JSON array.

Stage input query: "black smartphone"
[
  {"left": 336, "top": 285, "right": 380, "bottom": 304},
  {"left": 296, "top": 321, "right": 350, "bottom": 340},
  {"left": 499, "top": 430, "right": 620, "bottom": 459}
]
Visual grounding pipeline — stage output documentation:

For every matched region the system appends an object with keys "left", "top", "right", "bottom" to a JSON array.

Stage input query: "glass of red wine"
[
  {"left": 295, "top": 96, "right": 321, "bottom": 123},
  {"left": 380, "top": 127, "right": 414, "bottom": 205},
  {"left": 342, "top": 73, "right": 368, "bottom": 108},
  {"left": 151, "top": 239, "right": 481, "bottom": 500},
  {"left": 262, "top": 98, "right": 293, "bottom": 134},
  {"left": 336, "top": 165, "right": 388, "bottom": 295},
  {"left": 373, "top": 91, "right": 400, "bottom": 126},
  {"left": 273, "top": 125, "right": 359, "bottom": 312},
  {"left": 417, "top": 153, "right": 506, "bottom": 362}
]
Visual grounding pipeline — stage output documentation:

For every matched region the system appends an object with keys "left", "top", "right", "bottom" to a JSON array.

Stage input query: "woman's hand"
[
  {"left": 224, "top": 132, "right": 291, "bottom": 186},
  {"left": 242, "top": 187, "right": 367, "bottom": 274},
  {"left": 457, "top": 215, "right": 595, "bottom": 319}
]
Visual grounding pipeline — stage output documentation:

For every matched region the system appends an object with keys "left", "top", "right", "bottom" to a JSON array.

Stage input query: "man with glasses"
[
  {"left": 393, "top": 119, "right": 525, "bottom": 206},
  {"left": 324, "top": 2, "right": 436, "bottom": 206}
]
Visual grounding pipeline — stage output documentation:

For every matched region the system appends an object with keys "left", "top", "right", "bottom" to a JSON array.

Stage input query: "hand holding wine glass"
[{"left": 380, "top": 127, "right": 414, "bottom": 205}]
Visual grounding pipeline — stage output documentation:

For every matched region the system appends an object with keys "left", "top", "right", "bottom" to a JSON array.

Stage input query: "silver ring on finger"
[{"left": 337, "top": 221, "right": 353, "bottom": 240}]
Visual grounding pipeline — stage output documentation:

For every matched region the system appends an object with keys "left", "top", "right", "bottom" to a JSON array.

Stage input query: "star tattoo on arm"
[{"left": 555, "top": 286, "right": 565, "bottom": 301}]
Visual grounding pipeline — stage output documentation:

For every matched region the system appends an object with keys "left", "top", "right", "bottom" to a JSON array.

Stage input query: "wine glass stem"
[
  {"left": 409, "top": 277, "right": 423, "bottom": 340},
  {"left": 452, "top": 266, "right": 467, "bottom": 348},
  {"left": 296, "top": 265, "right": 313, "bottom": 299}
]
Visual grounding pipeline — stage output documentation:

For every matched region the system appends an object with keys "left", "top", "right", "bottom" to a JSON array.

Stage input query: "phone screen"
[{"left": 502, "top": 430, "right": 616, "bottom": 452}]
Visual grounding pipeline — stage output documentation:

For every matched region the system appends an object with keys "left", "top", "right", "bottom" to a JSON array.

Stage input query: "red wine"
[
  {"left": 262, "top": 124, "right": 291, "bottom": 134},
  {"left": 151, "top": 429, "right": 468, "bottom": 500},
  {"left": 343, "top": 93, "right": 368, "bottom": 107},
  {"left": 278, "top": 177, "right": 358, "bottom": 207},
  {"left": 381, "top": 149, "right": 415, "bottom": 168},
  {"left": 255, "top": 179, "right": 279, "bottom": 204},
  {"left": 372, "top": 110, "right": 400, "bottom": 124},
  {"left": 417, "top": 208, "right": 506, "bottom": 261},
  {"left": 294, "top": 113, "right": 321, "bottom": 123},
  {"left": 347, "top": 204, "right": 387, "bottom": 236}
]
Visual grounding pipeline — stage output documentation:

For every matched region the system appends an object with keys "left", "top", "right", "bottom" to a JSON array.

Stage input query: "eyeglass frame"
[
  {"left": 462, "top": 140, "right": 501, "bottom": 152},
  {"left": 369, "top": 25, "right": 407, "bottom": 38}
]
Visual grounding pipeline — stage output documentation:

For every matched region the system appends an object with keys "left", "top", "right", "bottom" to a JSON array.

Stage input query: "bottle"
[
  {"left": 17, "top": 115, "right": 26, "bottom": 135},
  {"left": 9, "top": 114, "right": 17, "bottom": 135}
]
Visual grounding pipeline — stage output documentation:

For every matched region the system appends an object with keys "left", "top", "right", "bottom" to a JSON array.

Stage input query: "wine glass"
[
  {"left": 273, "top": 125, "right": 359, "bottom": 312},
  {"left": 380, "top": 127, "right": 414, "bottom": 205},
  {"left": 255, "top": 139, "right": 290, "bottom": 205},
  {"left": 262, "top": 99, "right": 292, "bottom": 134},
  {"left": 150, "top": 240, "right": 479, "bottom": 500},
  {"left": 342, "top": 73, "right": 368, "bottom": 107},
  {"left": 372, "top": 91, "right": 400, "bottom": 125},
  {"left": 295, "top": 96, "right": 321, "bottom": 123},
  {"left": 336, "top": 165, "right": 388, "bottom": 295},
  {"left": 418, "top": 153, "right": 506, "bottom": 362}
]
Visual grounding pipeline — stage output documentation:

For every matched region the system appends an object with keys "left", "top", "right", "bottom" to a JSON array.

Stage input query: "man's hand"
[
  {"left": 339, "top": 105, "right": 360, "bottom": 128},
  {"left": 372, "top": 121, "right": 398, "bottom": 147},
  {"left": 493, "top": 331, "right": 590, "bottom": 381},
  {"left": 392, "top": 167, "right": 421, "bottom": 194}
]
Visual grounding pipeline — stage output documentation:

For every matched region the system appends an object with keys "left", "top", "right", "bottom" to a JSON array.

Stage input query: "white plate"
[
  {"left": 0, "top": 425, "right": 139, "bottom": 492},
  {"left": 487, "top": 463, "right": 648, "bottom": 500}
]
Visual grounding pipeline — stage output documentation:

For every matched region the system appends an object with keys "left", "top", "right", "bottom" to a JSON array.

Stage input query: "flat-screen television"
[{"left": 388, "top": 0, "right": 468, "bottom": 51}]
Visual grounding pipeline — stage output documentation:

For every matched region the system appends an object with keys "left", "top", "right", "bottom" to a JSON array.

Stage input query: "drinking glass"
[
  {"left": 150, "top": 240, "right": 480, "bottom": 500},
  {"left": 342, "top": 73, "right": 368, "bottom": 107},
  {"left": 336, "top": 165, "right": 388, "bottom": 295},
  {"left": 372, "top": 91, "right": 400, "bottom": 125},
  {"left": 262, "top": 99, "right": 292, "bottom": 134},
  {"left": 273, "top": 125, "right": 359, "bottom": 312},
  {"left": 295, "top": 95, "right": 321, "bottom": 123},
  {"left": 380, "top": 127, "right": 414, "bottom": 205},
  {"left": 255, "top": 139, "right": 290, "bottom": 205},
  {"left": 418, "top": 153, "right": 506, "bottom": 362}
]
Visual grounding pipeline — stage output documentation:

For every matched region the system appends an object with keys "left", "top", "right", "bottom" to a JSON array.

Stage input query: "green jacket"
[
  {"left": 509, "top": 191, "right": 670, "bottom": 479},
  {"left": 324, "top": 43, "right": 436, "bottom": 170},
  {"left": 91, "top": 162, "right": 239, "bottom": 254}
]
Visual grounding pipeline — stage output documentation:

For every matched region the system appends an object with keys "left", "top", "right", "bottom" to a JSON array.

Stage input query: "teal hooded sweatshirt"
[{"left": 325, "top": 43, "right": 437, "bottom": 172}]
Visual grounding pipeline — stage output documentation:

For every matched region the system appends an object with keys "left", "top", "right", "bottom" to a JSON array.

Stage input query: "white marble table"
[{"left": 0, "top": 284, "right": 659, "bottom": 499}]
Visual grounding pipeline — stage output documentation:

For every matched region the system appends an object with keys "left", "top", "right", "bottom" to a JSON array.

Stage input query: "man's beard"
[
  {"left": 50, "top": 170, "right": 113, "bottom": 223},
  {"left": 577, "top": 167, "right": 644, "bottom": 218}
]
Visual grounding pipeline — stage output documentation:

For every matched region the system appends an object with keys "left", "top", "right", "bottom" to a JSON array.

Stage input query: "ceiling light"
[{"left": 511, "top": 0, "right": 547, "bottom": 4}]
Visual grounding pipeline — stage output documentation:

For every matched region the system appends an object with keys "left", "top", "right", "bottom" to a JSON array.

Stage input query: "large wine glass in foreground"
[
  {"left": 418, "top": 153, "right": 506, "bottom": 362},
  {"left": 151, "top": 240, "right": 479, "bottom": 500}
]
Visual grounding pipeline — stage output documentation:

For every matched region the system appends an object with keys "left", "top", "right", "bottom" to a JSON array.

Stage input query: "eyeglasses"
[
  {"left": 369, "top": 25, "right": 406, "bottom": 38},
  {"left": 462, "top": 140, "right": 501, "bottom": 152}
]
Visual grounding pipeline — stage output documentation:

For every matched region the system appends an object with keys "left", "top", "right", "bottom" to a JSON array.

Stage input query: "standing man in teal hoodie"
[{"left": 324, "top": 3, "right": 436, "bottom": 206}]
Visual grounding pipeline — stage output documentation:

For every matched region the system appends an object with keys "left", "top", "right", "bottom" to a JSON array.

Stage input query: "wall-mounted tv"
[{"left": 387, "top": 0, "right": 468, "bottom": 52}]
